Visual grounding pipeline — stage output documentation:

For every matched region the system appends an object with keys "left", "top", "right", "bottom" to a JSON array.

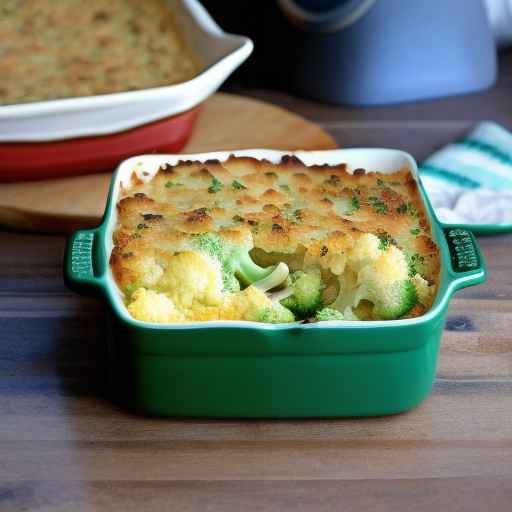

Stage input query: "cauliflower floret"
[
  {"left": 127, "top": 288, "right": 185, "bottom": 323},
  {"left": 412, "top": 273, "right": 434, "bottom": 306},
  {"left": 304, "top": 248, "right": 347, "bottom": 275},
  {"left": 328, "top": 254, "right": 347, "bottom": 275},
  {"left": 362, "top": 244, "right": 409, "bottom": 282},
  {"left": 182, "top": 265, "right": 295, "bottom": 323},
  {"left": 229, "top": 285, "right": 274, "bottom": 320},
  {"left": 342, "top": 306, "right": 360, "bottom": 321},
  {"left": 125, "top": 254, "right": 293, "bottom": 324},
  {"left": 348, "top": 233, "right": 381, "bottom": 271},
  {"left": 300, "top": 237, "right": 419, "bottom": 320},
  {"left": 145, "top": 285, "right": 281, "bottom": 323},
  {"left": 122, "top": 255, "right": 164, "bottom": 293},
  {"left": 303, "top": 237, "right": 349, "bottom": 275},
  {"left": 158, "top": 251, "right": 224, "bottom": 309},
  {"left": 357, "top": 245, "right": 417, "bottom": 320},
  {"left": 222, "top": 285, "right": 294, "bottom": 323},
  {"left": 184, "top": 304, "right": 223, "bottom": 322},
  {"left": 329, "top": 267, "right": 359, "bottom": 312}
]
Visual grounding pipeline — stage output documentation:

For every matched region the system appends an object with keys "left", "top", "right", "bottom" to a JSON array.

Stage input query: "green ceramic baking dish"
[{"left": 64, "top": 149, "right": 486, "bottom": 417}]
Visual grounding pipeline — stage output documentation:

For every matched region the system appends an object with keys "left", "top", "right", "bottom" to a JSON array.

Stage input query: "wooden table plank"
[
  {"left": 1, "top": 383, "right": 512, "bottom": 442},
  {"left": 1, "top": 478, "right": 511, "bottom": 512},
  {"left": 2, "top": 437, "right": 512, "bottom": 481}
]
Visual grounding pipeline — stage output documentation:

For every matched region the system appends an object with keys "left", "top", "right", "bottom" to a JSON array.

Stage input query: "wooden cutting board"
[{"left": 0, "top": 93, "right": 337, "bottom": 233}]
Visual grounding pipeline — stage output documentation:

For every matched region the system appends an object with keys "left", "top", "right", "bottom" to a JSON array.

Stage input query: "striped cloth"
[{"left": 420, "top": 122, "right": 512, "bottom": 225}]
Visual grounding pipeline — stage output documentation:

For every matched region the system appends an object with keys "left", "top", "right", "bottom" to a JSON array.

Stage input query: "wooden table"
[{"left": 2, "top": 52, "right": 512, "bottom": 511}]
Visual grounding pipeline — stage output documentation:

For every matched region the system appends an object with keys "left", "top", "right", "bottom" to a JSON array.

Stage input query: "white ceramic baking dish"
[{"left": 0, "top": 0, "right": 252, "bottom": 142}]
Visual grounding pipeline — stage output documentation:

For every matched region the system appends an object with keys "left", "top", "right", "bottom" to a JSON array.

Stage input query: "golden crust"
[{"left": 111, "top": 155, "right": 440, "bottom": 302}]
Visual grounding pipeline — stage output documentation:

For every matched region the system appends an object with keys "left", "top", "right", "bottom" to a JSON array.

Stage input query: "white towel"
[{"left": 420, "top": 121, "right": 512, "bottom": 225}]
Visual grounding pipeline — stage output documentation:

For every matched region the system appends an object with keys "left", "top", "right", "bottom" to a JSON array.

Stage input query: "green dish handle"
[
  {"left": 442, "top": 225, "right": 486, "bottom": 293},
  {"left": 64, "top": 228, "right": 105, "bottom": 296}
]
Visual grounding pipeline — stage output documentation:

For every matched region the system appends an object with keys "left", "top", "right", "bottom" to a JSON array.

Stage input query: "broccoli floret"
[
  {"left": 257, "top": 303, "right": 295, "bottom": 323},
  {"left": 192, "top": 232, "right": 288, "bottom": 292},
  {"left": 315, "top": 306, "right": 360, "bottom": 322},
  {"left": 357, "top": 245, "right": 418, "bottom": 320},
  {"left": 280, "top": 267, "right": 323, "bottom": 319},
  {"left": 128, "top": 288, "right": 185, "bottom": 323},
  {"left": 222, "top": 273, "right": 241, "bottom": 293},
  {"left": 253, "top": 266, "right": 295, "bottom": 323},
  {"left": 371, "top": 280, "right": 417, "bottom": 319},
  {"left": 124, "top": 282, "right": 141, "bottom": 300},
  {"left": 315, "top": 307, "right": 345, "bottom": 321}
]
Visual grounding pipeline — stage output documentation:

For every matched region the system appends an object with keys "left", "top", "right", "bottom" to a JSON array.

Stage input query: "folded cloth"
[{"left": 420, "top": 121, "right": 512, "bottom": 225}]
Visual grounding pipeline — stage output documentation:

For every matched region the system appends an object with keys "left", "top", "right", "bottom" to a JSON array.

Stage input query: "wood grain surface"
[
  {"left": 0, "top": 93, "right": 337, "bottom": 234},
  {"left": 1, "top": 51, "right": 512, "bottom": 511}
]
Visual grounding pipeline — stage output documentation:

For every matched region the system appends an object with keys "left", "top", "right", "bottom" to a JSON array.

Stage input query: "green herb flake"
[
  {"left": 124, "top": 283, "right": 140, "bottom": 298},
  {"left": 377, "top": 232, "right": 397, "bottom": 250},
  {"left": 408, "top": 253, "right": 425, "bottom": 277},
  {"left": 368, "top": 196, "right": 388, "bottom": 214},
  {"left": 208, "top": 177, "right": 224, "bottom": 193},
  {"left": 231, "top": 180, "right": 246, "bottom": 190},
  {"left": 282, "top": 204, "right": 300, "bottom": 222},
  {"left": 376, "top": 178, "right": 385, "bottom": 187},
  {"left": 136, "top": 223, "right": 147, "bottom": 230},
  {"left": 407, "top": 202, "right": 418, "bottom": 217},
  {"left": 410, "top": 228, "right": 421, "bottom": 236},
  {"left": 279, "top": 184, "right": 291, "bottom": 192},
  {"left": 396, "top": 204, "right": 407, "bottom": 214},
  {"left": 165, "top": 181, "right": 183, "bottom": 188},
  {"left": 344, "top": 195, "right": 360, "bottom": 215},
  {"left": 378, "top": 234, "right": 390, "bottom": 251}
]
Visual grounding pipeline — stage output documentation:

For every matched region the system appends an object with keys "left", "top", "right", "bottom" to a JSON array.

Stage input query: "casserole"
[
  {"left": 0, "top": 0, "right": 200, "bottom": 106},
  {"left": 110, "top": 154, "right": 440, "bottom": 323},
  {"left": 65, "top": 149, "right": 486, "bottom": 417},
  {"left": 0, "top": 0, "right": 252, "bottom": 143}
]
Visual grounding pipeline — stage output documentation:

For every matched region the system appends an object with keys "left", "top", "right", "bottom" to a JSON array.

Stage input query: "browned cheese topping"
[{"left": 111, "top": 155, "right": 440, "bottom": 323}]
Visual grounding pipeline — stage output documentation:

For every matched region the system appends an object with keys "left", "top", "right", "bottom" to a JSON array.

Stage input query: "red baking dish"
[{"left": 0, "top": 107, "right": 200, "bottom": 182}]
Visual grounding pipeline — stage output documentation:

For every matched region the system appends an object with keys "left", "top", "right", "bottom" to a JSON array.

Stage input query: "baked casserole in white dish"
[{"left": 0, "top": 0, "right": 252, "bottom": 142}]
